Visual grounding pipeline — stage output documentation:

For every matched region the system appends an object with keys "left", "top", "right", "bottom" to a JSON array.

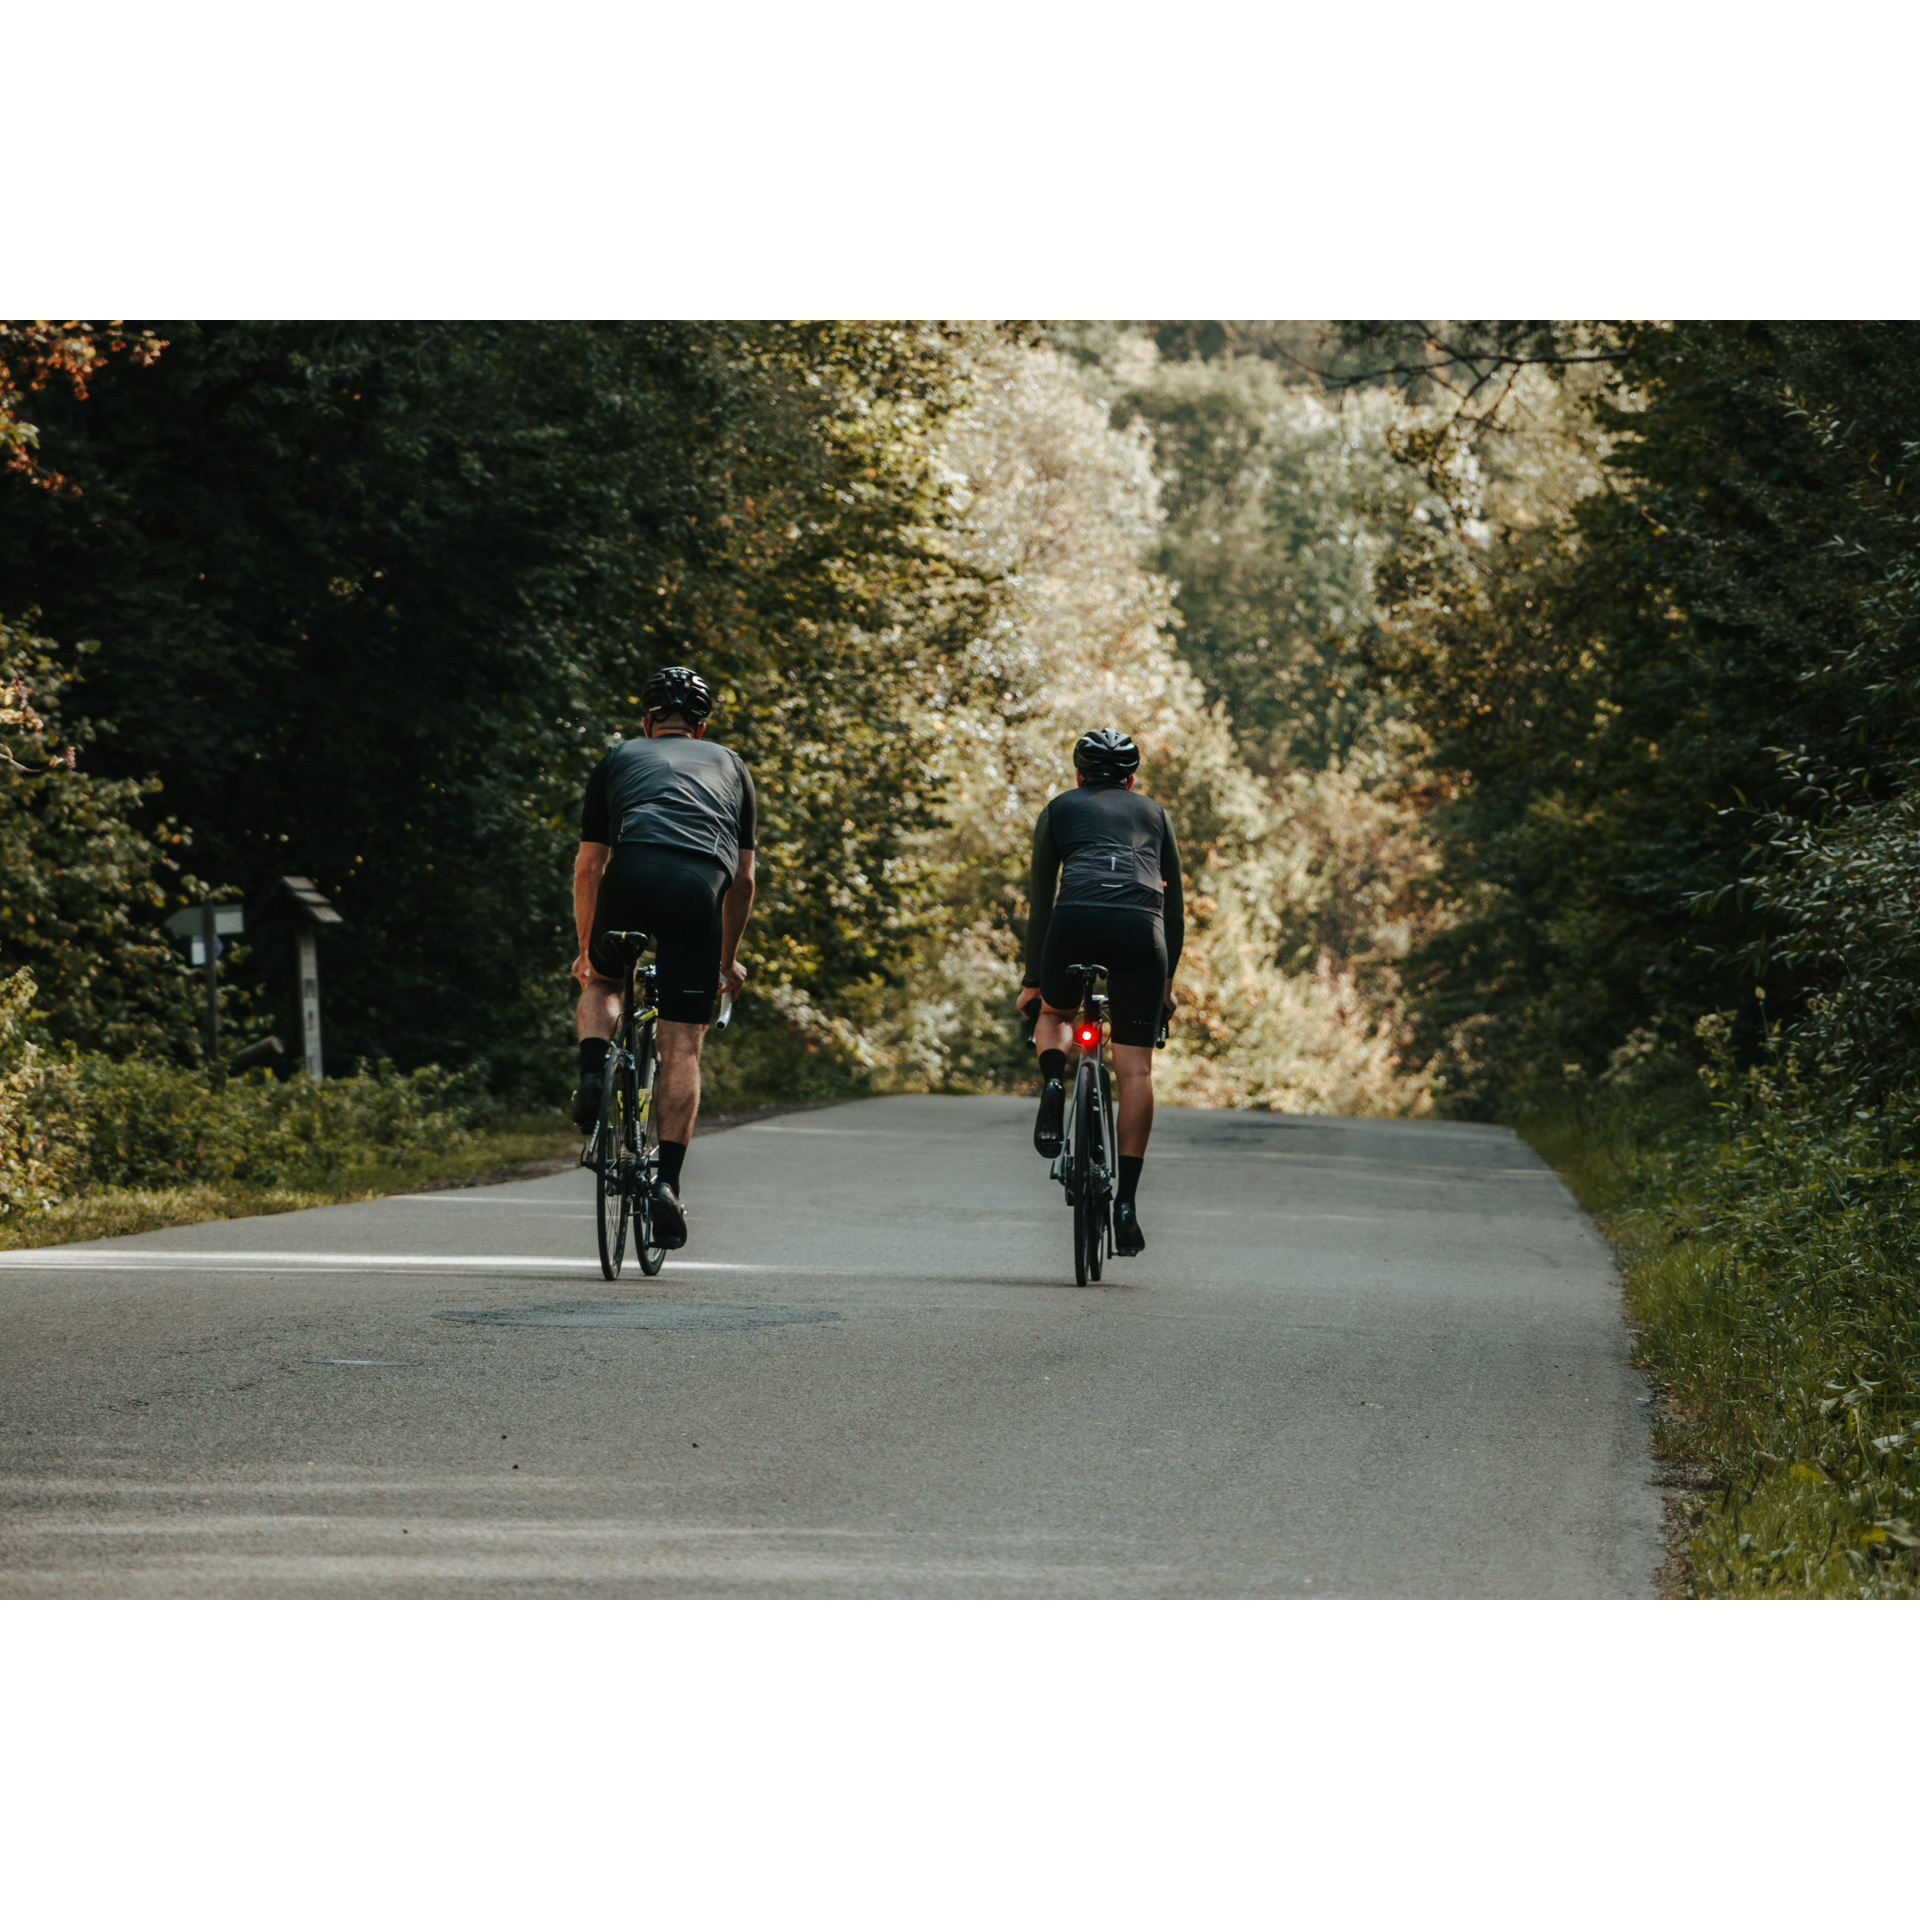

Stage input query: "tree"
[
  {"left": 0, "top": 322, "right": 994, "bottom": 1094},
  {"left": 0, "top": 615, "right": 196, "bottom": 1056},
  {"left": 1357, "top": 322, "right": 1920, "bottom": 1105},
  {"left": 0, "top": 322, "right": 165, "bottom": 490},
  {"left": 887, "top": 335, "right": 1437, "bottom": 1114}
]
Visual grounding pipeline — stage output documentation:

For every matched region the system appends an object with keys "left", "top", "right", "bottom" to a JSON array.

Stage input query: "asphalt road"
[{"left": 0, "top": 1097, "right": 1662, "bottom": 1597}]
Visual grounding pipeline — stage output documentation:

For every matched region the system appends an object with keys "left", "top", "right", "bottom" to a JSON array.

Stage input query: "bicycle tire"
[
  {"left": 594, "top": 1053, "right": 632, "bottom": 1282},
  {"left": 1072, "top": 1062, "right": 1103, "bottom": 1286},
  {"left": 1098, "top": 1057, "right": 1119, "bottom": 1256},
  {"left": 1087, "top": 1064, "right": 1107, "bottom": 1284},
  {"left": 634, "top": 1027, "right": 666, "bottom": 1276}
]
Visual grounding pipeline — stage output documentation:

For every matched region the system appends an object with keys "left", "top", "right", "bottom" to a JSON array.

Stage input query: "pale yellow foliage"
[
  {"left": 0, "top": 968, "right": 75, "bottom": 1214},
  {"left": 880, "top": 337, "right": 1436, "bottom": 1115}
]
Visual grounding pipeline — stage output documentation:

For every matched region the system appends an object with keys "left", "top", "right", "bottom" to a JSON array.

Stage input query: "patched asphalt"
[{"left": 0, "top": 1096, "right": 1663, "bottom": 1597}]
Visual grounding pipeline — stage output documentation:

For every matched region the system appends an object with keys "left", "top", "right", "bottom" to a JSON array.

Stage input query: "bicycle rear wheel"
[
  {"left": 1072, "top": 1063, "right": 1104, "bottom": 1286},
  {"left": 593, "top": 1055, "right": 633, "bottom": 1281},
  {"left": 634, "top": 1029, "right": 666, "bottom": 1276}
]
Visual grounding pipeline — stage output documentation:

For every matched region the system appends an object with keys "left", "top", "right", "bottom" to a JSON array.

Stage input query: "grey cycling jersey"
[{"left": 580, "top": 735, "right": 756, "bottom": 874}]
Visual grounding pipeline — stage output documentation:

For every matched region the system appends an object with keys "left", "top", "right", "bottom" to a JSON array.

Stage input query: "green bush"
[
  {"left": 62, "top": 1054, "right": 477, "bottom": 1191},
  {"left": 1565, "top": 1015, "right": 1920, "bottom": 1597},
  {"left": 0, "top": 967, "right": 77, "bottom": 1214}
]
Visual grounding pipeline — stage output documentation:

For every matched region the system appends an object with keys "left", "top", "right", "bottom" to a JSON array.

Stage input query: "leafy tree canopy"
[{"left": 0, "top": 322, "right": 993, "bottom": 1093}]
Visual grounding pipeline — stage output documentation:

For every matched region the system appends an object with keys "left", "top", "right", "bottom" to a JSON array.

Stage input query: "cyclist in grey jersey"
[{"left": 572, "top": 665, "right": 755, "bottom": 1248}]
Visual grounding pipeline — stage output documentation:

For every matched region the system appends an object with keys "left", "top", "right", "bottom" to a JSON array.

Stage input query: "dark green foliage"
[
  {"left": 1745, "top": 787, "right": 1920, "bottom": 1100},
  {"left": 695, "top": 995, "right": 881, "bottom": 1111},
  {"left": 54, "top": 1054, "right": 475, "bottom": 1190},
  {"left": 1538, "top": 1024, "right": 1920, "bottom": 1597},
  {"left": 0, "top": 967, "right": 74, "bottom": 1211},
  {"left": 0, "top": 617, "right": 200, "bottom": 1056},
  {"left": 1381, "top": 321, "right": 1920, "bottom": 1593},
  {"left": 1364, "top": 321, "right": 1920, "bottom": 1106},
  {"left": 0, "top": 323, "right": 987, "bottom": 1097}
]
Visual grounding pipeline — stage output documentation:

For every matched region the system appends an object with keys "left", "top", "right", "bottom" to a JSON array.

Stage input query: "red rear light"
[{"left": 1077, "top": 1026, "right": 1098, "bottom": 1048}]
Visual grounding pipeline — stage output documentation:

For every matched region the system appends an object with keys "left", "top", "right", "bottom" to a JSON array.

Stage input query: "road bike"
[
  {"left": 1026, "top": 965, "right": 1174, "bottom": 1286},
  {"left": 580, "top": 934, "right": 667, "bottom": 1280},
  {"left": 1051, "top": 962, "right": 1120, "bottom": 1286}
]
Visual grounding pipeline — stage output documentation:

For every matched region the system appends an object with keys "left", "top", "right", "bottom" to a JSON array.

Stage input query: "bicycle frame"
[
  {"left": 581, "top": 949, "right": 658, "bottom": 1163},
  {"left": 585, "top": 934, "right": 664, "bottom": 1279}
]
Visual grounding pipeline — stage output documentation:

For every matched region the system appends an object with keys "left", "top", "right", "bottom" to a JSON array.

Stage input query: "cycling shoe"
[
  {"left": 573, "top": 1073, "right": 603, "bottom": 1131},
  {"left": 1113, "top": 1199, "right": 1145, "bottom": 1256},
  {"left": 1033, "top": 1077, "right": 1066, "bottom": 1156},
  {"left": 648, "top": 1180, "right": 689, "bottom": 1250}
]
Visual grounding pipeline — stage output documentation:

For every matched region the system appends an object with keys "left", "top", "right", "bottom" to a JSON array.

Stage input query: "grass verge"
[
  {"left": 0, "top": 1118, "right": 577, "bottom": 1253},
  {"left": 0, "top": 1094, "right": 865, "bottom": 1254},
  {"left": 1517, "top": 1073, "right": 1920, "bottom": 1599}
]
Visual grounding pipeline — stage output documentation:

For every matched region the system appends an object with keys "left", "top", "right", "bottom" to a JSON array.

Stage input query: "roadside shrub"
[
  {"left": 54, "top": 1052, "right": 477, "bottom": 1193},
  {"left": 0, "top": 967, "right": 77, "bottom": 1213},
  {"left": 1748, "top": 779, "right": 1920, "bottom": 1102},
  {"left": 1587, "top": 1014, "right": 1920, "bottom": 1596}
]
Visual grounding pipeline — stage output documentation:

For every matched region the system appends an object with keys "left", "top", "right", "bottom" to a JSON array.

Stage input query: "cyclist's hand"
[
  {"left": 1161, "top": 981, "right": 1177, "bottom": 1017},
  {"left": 720, "top": 958, "right": 748, "bottom": 998},
  {"left": 570, "top": 952, "right": 596, "bottom": 988},
  {"left": 1016, "top": 985, "right": 1041, "bottom": 1017}
]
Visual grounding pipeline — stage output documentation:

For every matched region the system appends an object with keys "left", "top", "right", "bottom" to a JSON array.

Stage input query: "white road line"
[
  {"left": 391, "top": 1194, "right": 585, "bottom": 1205},
  {"left": 0, "top": 1252, "right": 772, "bottom": 1272},
  {"left": 744, "top": 1127, "right": 973, "bottom": 1139}
]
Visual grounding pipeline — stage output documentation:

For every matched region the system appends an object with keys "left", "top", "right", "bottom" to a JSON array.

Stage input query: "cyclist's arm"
[
  {"left": 574, "top": 758, "right": 613, "bottom": 980},
  {"left": 720, "top": 757, "right": 757, "bottom": 990},
  {"left": 574, "top": 843, "right": 610, "bottom": 978},
  {"left": 1021, "top": 804, "right": 1061, "bottom": 998},
  {"left": 721, "top": 850, "right": 755, "bottom": 987},
  {"left": 1160, "top": 811, "right": 1184, "bottom": 998}
]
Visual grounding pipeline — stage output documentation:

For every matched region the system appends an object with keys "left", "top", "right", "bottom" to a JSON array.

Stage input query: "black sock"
[
  {"left": 1039, "top": 1049, "right": 1067, "bottom": 1082},
  {"left": 1118, "top": 1155, "right": 1143, "bottom": 1205},
  {"left": 658, "top": 1139, "right": 687, "bottom": 1191},
  {"left": 578, "top": 1036, "right": 610, "bottom": 1077}
]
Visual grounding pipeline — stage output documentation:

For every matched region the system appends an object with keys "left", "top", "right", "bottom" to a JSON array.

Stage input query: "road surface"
[{"left": 0, "top": 1097, "right": 1662, "bottom": 1597}]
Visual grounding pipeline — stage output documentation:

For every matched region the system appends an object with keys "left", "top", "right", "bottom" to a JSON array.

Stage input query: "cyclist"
[
  {"left": 571, "top": 665, "right": 756, "bottom": 1249},
  {"left": 1016, "top": 728, "right": 1184, "bottom": 1257}
]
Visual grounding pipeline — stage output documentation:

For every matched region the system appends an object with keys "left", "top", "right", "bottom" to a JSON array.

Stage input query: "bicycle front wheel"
[
  {"left": 594, "top": 1056, "right": 633, "bottom": 1282},
  {"left": 634, "top": 1029, "right": 666, "bottom": 1276}
]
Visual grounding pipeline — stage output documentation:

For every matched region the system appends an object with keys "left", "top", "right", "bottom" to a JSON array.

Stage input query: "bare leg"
[
  {"left": 1036, "top": 1004, "right": 1074, "bottom": 1061},
  {"left": 575, "top": 976, "right": 621, "bottom": 1043},
  {"left": 1112, "top": 1042, "right": 1155, "bottom": 1157},
  {"left": 654, "top": 1018, "right": 707, "bottom": 1144}
]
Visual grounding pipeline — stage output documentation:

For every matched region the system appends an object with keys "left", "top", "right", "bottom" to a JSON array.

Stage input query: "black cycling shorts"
[
  {"left": 588, "top": 843, "right": 729, "bottom": 1025},
  {"left": 1038, "top": 904, "right": 1168, "bottom": 1048}
]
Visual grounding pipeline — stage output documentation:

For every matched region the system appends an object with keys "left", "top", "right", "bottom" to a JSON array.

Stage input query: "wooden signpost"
[
  {"left": 165, "top": 879, "right": 342, "bottom": 1082},
  {"left": 270, "top": 877, "right": 343, "bottom": 1080},
  {"left": 165, "top": 902, "right": 245, "bottom": 1080}
]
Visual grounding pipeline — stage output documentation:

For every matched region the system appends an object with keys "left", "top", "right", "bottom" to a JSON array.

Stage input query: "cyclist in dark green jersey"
[{"left": 1016, "top": 728, "right": 1184, "bottom": 1256}]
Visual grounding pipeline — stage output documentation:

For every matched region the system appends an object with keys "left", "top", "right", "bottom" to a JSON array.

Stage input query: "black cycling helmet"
[
  {"left": 1072, "top": 727, "right": 1140, "bottom": 786},
  {"left": 641, "top": 665, "right": 714, "bottom": 725}
]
